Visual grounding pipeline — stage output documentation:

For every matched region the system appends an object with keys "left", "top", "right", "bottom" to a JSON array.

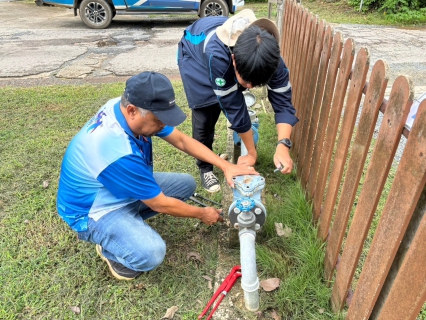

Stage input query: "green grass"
[
  {"left": 0, "top": 83, "right": 339, "bottom": 319},
  {"left": 246, "top": 1, "right": 426, "bottom": 26}
]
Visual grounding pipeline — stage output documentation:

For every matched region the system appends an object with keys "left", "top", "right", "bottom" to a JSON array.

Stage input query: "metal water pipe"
[
  {"left": 229, "top": 98, "right": 266, "bottom": 311},
  {"left": 233, "top": 109, "right": 259, "bottom": 156},
  {"left": 228, "top": 175, "right": 266, "bottom": 311}
]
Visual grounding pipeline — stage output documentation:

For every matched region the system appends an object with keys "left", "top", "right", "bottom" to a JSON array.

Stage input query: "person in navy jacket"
[
  {"left": 56, "top": 72, "right": 257, "bottom": 280},
  {"left": 178, "top": 9, "right": 298, "bottom": 193}
]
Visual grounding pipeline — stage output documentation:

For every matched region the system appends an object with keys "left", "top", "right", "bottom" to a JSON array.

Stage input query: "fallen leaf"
[
  {"left": 43, "top": 181, "right": 49, "bottom": 188},
  {"left": 202, "top": 275, "right": 213, "bottom": 290},
  {"left": 69, "top": 306, "right": 80, "bottom": 314},
  {"left": 255, "top": 310, "right": 264, "bottom": 319},
  {"left": 318, "top": 308, "right": 325, "bottom": 314},
  {"left": 270, "top": 309, "right": 281, "bottom": 320},
  {"left": 202, "top": 275, "right": 212, "bottom": 281},
  {"left": 260, "top": 278, "right": 280, "bottom": 292},
  {"left": 187, "top": 252, "right": 203, "bottom": 263},
  {"left": 275, "top": 223, "right": 292, "bottom": 238},
  {"left": 24, "top": 219, "right": 29, "bottom": 224},
  {"left": 162, "top": 305, "right": 179, "bottom": 319},
  {"left": 132, "top": 283, "right": 145, "bottom": 290}
]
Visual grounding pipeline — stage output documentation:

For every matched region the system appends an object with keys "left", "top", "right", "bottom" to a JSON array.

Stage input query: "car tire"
[
  {"left": 79, "top": 0, "right": 113, "bottom": 29},
  {"left": 199, "top": 0, "right": 229, "bottom": 17}
]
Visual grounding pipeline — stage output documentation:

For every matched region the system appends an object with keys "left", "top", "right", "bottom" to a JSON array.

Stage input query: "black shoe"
[
  {"left": 96, "top": 244, "right": 141, "bottom": 281},
  {"left": 200, "top": 171, "right": 221, "bottom": 193}
]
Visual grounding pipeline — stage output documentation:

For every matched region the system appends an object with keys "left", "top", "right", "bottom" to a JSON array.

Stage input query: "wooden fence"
[{"left": 279, "top": 0, "right": 426, "bottom": 318}]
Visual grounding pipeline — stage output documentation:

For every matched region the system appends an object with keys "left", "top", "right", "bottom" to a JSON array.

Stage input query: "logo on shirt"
[
  {"left": 86, "top": 110, "right": 107, "bottom": 133},
  {"left": 215, "top": 78, "right": 226, "bottom": 87}
]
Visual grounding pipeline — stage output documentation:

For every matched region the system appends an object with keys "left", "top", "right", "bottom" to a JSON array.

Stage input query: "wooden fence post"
[
  {"left": 306, "top": 31, "right": 343, "bottom": 203},
  {"left": 330, "top": 68, "right": 414, "bottom": 312},
  {"left": 298, "top": 25, "right": 333, "bottom": 185},
  {"left": 346, "top": 77, "right": 425, "bottom": 320},
  {"left": 317, "top": 48, "right": 369, "bottom": 241},
  {"left": 323, "top": 60, "right": 389, "bottom": 283},
  {"left": 375, "top": 183, "right": 426, "bottom": 320},
  {"left": 312, "top": 38, "right": 355, "bottom": 220},
  {"left": 292, "top": 16, "right": 321, "bottom": 162}
]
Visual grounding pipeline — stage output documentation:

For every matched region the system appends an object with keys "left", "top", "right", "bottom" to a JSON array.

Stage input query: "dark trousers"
[{"left": 192, "top": 104, "right": 222, "bottom": 172}]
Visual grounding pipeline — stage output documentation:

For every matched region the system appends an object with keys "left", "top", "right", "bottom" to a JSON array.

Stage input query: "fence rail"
[{"left": 280, "top": 0, "right": 426, "bottom": 318}]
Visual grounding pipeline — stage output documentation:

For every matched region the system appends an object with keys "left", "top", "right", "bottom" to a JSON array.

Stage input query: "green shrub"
[{"left": 348, "top": 0, "right": 426, "bottom": 23}]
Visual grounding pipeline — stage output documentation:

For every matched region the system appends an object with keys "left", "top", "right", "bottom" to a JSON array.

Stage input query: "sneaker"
[
  {"left": 200, "top": 171, "right": 221, "bottom": 193},
  {"left": 96, "top": 244, "right": 141, "bottom": 281}
]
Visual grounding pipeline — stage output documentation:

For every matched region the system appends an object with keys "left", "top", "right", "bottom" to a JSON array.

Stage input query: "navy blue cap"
[{"left": 124, "top": 72, "right": 186, "bottom": 127}]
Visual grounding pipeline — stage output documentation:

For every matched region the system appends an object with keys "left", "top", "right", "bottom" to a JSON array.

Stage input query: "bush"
[{"left": 348, "top": 0, "right": 426, "bottom": 23}]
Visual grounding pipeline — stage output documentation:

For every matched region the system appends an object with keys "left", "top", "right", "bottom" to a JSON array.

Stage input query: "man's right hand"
[{"left": 201, "top": 207, "right": 224, "bottom": 225}]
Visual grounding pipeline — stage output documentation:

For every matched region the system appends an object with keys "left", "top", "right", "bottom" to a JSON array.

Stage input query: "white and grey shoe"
[{"left": 200, "top": 171, "right": 221, "bottom": 193}]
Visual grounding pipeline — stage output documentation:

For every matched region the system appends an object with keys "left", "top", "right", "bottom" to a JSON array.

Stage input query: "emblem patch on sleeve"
[{"left": 215, "top": 78, "right": 226, "bottom": 87}]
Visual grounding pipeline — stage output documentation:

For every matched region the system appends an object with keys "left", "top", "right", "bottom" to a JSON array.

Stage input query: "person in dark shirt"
[{"left": 178, "top": 9, "right": 298, "bottom": 193}]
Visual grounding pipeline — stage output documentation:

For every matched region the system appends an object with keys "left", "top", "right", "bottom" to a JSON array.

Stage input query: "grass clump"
[{"left": 249, "top": 92, "right": 343, "bottom": 319}]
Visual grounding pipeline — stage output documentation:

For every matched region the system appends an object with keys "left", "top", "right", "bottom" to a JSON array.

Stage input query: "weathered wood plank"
[
  {"left": 323, "top": 59, "right": 388, "bottom": 282},
  {"left": 317, "top": 48, "right": 370, "bottom": 241},
  {"left": 288, "top": 4, "right": 302, "bottom": 85},
  {"left": 284, "top": 1, "right": 296, "bottom": 77},
  {"left": 331, "top": 63, "right": 413, "bottom": 312},
  {"left": 292, "top": 9, "right": 310, "bottom": 109},
  {"left": 294, "top": 19, "right": 326, "bottom": 175},
  {"left": 292, "top": 14, "right": 319, "bottom": 158},
  {"left": 346, "top": 76, "right": 422, "bottom": 320},
  {"left": 306, "top": 32, "right": 343, "bottom": 203},
  {"left": 312, "top": 38, "right": 354, "bottom": 221},
  {"left": 280, "top": 0, "right": 291, "bottom": 58},
  {"left": 299, "top": 25, "right": 334, "bottom": 186},
  {"left": 376, "top": 184, "right": 426, "bottom": 320}
]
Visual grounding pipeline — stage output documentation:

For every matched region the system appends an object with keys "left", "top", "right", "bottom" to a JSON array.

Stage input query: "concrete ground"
[{"left": 1, "top": 0, "right": 425, "bottom": 97}]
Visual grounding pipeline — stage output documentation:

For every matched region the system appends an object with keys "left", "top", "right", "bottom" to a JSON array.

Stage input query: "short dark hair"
[
  {"left": 233, "top": 25, "right": 280, "bottom": 87},
  {"left": 121, "top": 94, "right": 130, "bottom": 107}
]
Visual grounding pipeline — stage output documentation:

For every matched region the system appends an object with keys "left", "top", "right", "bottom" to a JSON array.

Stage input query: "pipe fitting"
[{"left": 237, "top": 211, "right": 256, "bottom": 229}]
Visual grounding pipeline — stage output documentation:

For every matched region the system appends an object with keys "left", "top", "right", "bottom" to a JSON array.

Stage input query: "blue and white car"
[{"left": 36, "top": 0, "right": 244, "bottom": 29}]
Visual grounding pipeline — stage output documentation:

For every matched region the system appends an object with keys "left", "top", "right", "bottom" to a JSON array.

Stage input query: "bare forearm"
[
  {"left": 276, "top": 123, "right": 292, "bottom": 140},
  {"left": 147, "top": 196, "right": 203, "bottom": 219},
  {"left": 274, "top": 123, "right": 294, "bottom": 174},
  {"left": 142, "top": 193, "right": 222, "bottom": 225},
  {"left": 164, "top": 130, "right": 228, "bottom": 171}
]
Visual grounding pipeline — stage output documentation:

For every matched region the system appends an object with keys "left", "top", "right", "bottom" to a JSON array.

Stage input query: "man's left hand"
[
  {"left": 274, "top": 144, "right": 293, "bottom": 174},
  {"left": 237, "top": 154, "right": 256, "bottom": 166}
]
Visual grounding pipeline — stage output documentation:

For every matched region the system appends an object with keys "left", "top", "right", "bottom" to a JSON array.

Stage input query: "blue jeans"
[{"left": 77, "top": 172, "right": 196, "bottom": 272}]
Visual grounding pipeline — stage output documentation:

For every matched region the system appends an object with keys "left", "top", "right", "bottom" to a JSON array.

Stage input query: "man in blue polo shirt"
[
  {"left": 57, "top": 71, "right": 257, "bottom": 280},
  {"left": 178, "top": 9, "right": 298, "bottom": 193}
]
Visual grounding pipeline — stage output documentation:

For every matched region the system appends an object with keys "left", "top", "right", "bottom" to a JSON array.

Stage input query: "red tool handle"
[
  {"left": 198, "top": 266, "right": 242, "bottom": 319},
  {"left": 206, "top": 294, "right": 226, "bottom": 320},
  {"left": 198, "top": 280, "right": 228, "bottom": 319},
  {"left": 205, "top": 272, "right": 242, "bottom": 320}
]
